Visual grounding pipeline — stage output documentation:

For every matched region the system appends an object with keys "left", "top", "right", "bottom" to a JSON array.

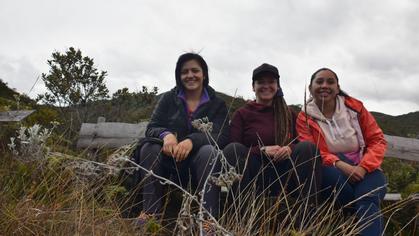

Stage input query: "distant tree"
[
  {"left": 38, "top": 47, "right": 109, "bottom": 107},
  {"left": 111, "top": 86, "right": 158, "bottom": 121}
]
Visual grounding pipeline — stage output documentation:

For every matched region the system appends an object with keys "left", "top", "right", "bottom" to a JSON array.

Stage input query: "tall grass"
[{"left": 1, "top": 123, "right": 417, "bottom": 235}]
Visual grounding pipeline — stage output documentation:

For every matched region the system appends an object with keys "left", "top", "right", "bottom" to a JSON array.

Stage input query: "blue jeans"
[{"left": 322, "top": 158, "right": 387, "bottom": 236}]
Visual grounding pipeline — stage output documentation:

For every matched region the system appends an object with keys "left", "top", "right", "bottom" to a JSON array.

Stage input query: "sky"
[{"left": 1, "top": 0, "right": 418, "bottom": 116}]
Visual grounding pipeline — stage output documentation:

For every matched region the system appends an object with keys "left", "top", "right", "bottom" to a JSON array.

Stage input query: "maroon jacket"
[{"left": 230, "top": 101, "right": 297, "bottom": 156}]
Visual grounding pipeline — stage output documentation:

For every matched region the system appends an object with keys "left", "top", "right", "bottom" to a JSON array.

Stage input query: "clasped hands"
[
  {"left": 335, "top": 161, "right": 367, "bottom": 183},
  {"left": 261, "top": 145, "right": 292, "bottom": 162},
  {"left": 162, "top": 133, "right": 193, "bottom": 162}
]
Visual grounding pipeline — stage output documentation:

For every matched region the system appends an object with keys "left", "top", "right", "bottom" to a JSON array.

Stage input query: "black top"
[{"left": 146, "top": 86, "right": 230, "bottom": 152}]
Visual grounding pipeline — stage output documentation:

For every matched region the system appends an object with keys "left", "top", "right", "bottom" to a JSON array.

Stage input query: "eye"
[
  {"left": 191, "top": 68, "right": 201, "bottom": 73},
  {"left": 326, "top": 78, "right": 336, "bottom": 85},
  {"left": 315, "top": 78, "right": 324, "bottom": 84}
]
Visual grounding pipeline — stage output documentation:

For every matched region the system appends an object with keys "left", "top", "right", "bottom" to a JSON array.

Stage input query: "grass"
[{"left": 1, "top": 124, "right": 418, "bottom": 235}]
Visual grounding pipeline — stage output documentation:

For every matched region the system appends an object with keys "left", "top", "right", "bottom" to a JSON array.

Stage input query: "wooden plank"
[
  {"left": 77, "top": 137, "right": 139, "bottom": 149},
  {"left": 385, "top": 134, "right": 419, "bottom": 162},
  {"left": 76, "top": 121, "right": 419, "bottom": 163},
  {"left": 0, "top": 110, "right": 35, "bottom": 122},
  {"left": 77, "top": 122, "right": 148, "bottom": 148},
  {"left": 383, "top": 193, "right": 402, "bottom": 201}
]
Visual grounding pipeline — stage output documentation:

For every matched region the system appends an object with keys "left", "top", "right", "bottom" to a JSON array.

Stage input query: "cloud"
[{"left": 0, "top": 0, "right": 418, "bottom": 115}]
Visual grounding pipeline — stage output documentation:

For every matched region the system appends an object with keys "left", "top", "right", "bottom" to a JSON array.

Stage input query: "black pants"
[
  {"left": 138, "top": 142, "right": 221, "bottom": 218},
  {"left": 223, "top": 141, "right": 322, "bottom": 205}
]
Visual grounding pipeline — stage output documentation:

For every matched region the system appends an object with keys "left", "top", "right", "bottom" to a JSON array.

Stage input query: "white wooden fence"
[{"left": 77, "top": 118, "right": 419, "bottom": 163}]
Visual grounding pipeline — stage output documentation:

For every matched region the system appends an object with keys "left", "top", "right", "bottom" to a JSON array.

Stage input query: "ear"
[{"left": 252, "top": 84, "right": 255, "bottom": 92}]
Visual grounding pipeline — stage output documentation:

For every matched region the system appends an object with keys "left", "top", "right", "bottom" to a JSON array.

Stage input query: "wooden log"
[
  {"left": 383, "top": 193, "right": 402, "bottom": 201},
  {"left": 77, "top": 122, "right": 148, "bottom": 148},
  {"left": 0, "top": 110, "right": 35, "bottom": 122},
  {"left": 384, "top": 134, "right": 419, "bottom": 162},
  {"left": 76, "top": 121, "right": 419, "bottom": 163}
]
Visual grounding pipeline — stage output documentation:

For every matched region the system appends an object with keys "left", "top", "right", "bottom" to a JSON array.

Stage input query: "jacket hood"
[
  {"left": 303, "top": 95, "right": 351, "bottom": 142},
  {"left": 303, "top": 99, "right": 327, "bottom": 122}
]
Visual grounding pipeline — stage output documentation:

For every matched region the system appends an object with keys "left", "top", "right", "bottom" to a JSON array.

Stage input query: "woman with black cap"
[
  {"left": 134, "top": 52, "right": 229, "bottom": 227},
  {"left": 224, "top": 63, "right": 322, "bottom": 206}
]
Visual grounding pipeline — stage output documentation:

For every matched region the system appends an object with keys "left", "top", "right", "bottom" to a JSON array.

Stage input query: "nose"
[
  {"left": 319, "top": 81, "right": 328, "bottom": 88},
  {"left": 186, "top": 70, "right": 194, "bottom": 78}
]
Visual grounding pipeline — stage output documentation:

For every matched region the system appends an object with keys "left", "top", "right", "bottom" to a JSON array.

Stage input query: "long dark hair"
[
  {"left": 273, "top": 95, "right": 292, "bottom": 146},
  {"left": 175, "top": 52, "right": 209, "bottom": 89}
]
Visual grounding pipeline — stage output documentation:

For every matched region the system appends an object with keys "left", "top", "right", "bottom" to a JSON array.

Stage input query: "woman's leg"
[
  {"left": 223, "top": 142, "right": 248, "bottom": 175},
  {"left": 289, "top": 141, "right": 323, "bottom": 205},
  {"left": 139, "top": 142, "right": 184, "bottom": 215},
  {"left": 353, "top": 170, "right": 387, "bottom": 236},
  {"left": 321, "top": 165, "right": 355, "bottom": 206},
  {"left": 190, "top": 145, "right": 221, "bottom": 218}
]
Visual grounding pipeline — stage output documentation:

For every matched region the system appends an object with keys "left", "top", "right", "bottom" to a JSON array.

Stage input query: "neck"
[
  {"left": 256, "top": 98, "right": 273, "bottom": 106},
  {"left": 185, "top": 88, "right": 203, "bottom": 101},
  {"left": 315, "top": 98, "right": 336, "bottom": 118}
]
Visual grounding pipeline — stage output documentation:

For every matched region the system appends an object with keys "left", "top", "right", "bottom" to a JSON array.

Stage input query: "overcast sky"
[{"left": 1, "top": 0, "right": 418, "bottom": 116}]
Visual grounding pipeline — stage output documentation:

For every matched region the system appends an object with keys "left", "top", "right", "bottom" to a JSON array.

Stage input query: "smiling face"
[
  {"left": 309, "top": 69, "right": 340, "bottom": 107},
  {"left": 253, "top": 73, "right": 278, "bottom": 105},
  {"left": 180, "top": 59, "right": 204, "bottom": 92}
]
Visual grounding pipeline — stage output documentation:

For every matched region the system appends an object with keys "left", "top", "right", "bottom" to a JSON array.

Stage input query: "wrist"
[{"left": 333, "top": 160, "right": 341, "bottom": 168}]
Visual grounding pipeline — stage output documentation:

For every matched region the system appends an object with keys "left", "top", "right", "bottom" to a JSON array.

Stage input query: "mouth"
[
  {"left": 184, "top": 79, "right": 198, "bottom": 84},
  {"left": 318, "top": 90, "right": 331, "bottom": 97}
]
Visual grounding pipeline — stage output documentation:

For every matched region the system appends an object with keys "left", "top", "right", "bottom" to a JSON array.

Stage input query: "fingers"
[
  {"left": 173, "top": 146, "right": 187, "bottom": 162},
  {"left": 162, "top": 144, "right": 174, "bottom": 156},
  {"left": 273, "top": 146, "right": 291, "bottom": 162},
  {"left": 163, "top": 133, "right": 178, "bottom": 157},
  {"left": 173, "top": 139, "right": 193, "bottom": 162}
]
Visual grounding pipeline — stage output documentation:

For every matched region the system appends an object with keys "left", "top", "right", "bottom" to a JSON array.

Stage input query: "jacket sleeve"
[
  {"left": 145, "top": 93, "right": 171, "bottom": 139},
  {"left": 358, "top": 107, "right": 387, "bottom": 172},
  {"left": 186, "top": 99, "right": 230, "bottom": 150},
  {"left": 296, "top": 112, "right": 339, "bottom": 166}
]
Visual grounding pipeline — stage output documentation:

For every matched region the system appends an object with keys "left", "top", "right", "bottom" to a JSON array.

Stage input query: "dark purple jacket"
[{"left": 230, "top": 101, "right": 297, "bottom": 156}]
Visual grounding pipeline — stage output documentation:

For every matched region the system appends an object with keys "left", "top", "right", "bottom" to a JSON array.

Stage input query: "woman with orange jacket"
[{"left": 296, "top": 68, "right": 387, "bottom": 236}]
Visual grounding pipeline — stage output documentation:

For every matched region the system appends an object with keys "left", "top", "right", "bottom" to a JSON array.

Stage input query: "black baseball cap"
[{"left": 252, "top": 63, "right": 280, "bottom": 81}]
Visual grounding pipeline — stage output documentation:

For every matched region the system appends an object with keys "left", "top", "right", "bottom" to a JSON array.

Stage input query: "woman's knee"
[
  {"left": 354, "top": 170, "right": 387, "bottom": 202},
  {"left": 292, "top": 141, "right": 321, "bottom": 163},
  {"left": 223, "top": 142, "right": 248, "bottom": 171},
  {"left": 196, "top": 145, "right": 218, "bottom": 158},
  {"left": 223, "top": 142, "right": 248, "bottom": 154}
]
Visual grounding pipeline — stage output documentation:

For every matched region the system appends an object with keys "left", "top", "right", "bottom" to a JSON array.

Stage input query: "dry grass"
[{"left": 1, "top": 124, "right": 417, "bottom": 235}]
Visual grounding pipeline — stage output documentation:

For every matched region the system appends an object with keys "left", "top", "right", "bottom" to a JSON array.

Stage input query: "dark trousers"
[
  {"left": 223, "top": 141, "right": 322, "bottom": 205},
  {"left": 138, "top": 142, "right": 221, "bottom": 218},
  {"left": 322, "top": 154, "right": 387, "bottom": 236}
]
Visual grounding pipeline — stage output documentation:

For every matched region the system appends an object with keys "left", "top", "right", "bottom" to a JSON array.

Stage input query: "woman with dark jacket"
[
  {"left": 136, "top": 53, "right": 229, "bottom": 223},
  {"left": 296, "top": 68, "right": 387, "bottom": 236},
  {"left": 224, "top": 63, "right": 321, "bottom": 206}
]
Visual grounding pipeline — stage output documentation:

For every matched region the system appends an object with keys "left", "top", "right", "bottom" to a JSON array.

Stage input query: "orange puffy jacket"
[{"left": 296, "top": 96, "right": 387, "bottom": 173}]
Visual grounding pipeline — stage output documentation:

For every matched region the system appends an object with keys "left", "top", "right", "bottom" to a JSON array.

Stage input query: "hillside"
[
  {"left": 0, "top": 79, "right": 34, "bottom": 107},
  {"left": 372, "top": 111, "right": 419, "bottom": 138},
  {"left": 1, "top": 80, "right": 419, "bottom": 138}
]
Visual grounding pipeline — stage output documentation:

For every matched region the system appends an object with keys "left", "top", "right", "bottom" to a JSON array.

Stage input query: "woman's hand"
[
  {"left": 173, "top": 139, "right": 193, "bottom": 162},
  {"left": 262, "top": 145, "right": 292, "bottom": 162},
  {"left": 351, "top": 166, "right": 367, "bottom": 182},
  {"left": 335, "top": 161, "right": 367, "bottom": 183},
  {"left": 162, "top": 133, "right": 178, "bottom": 156}
]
